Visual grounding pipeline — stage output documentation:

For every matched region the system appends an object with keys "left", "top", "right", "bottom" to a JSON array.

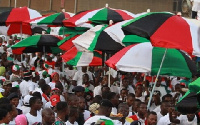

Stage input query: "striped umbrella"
[
  {"left": 62, "top": 46, "right": 102, "bottom": 66},
  {"left": 72, "top": 24, "right": 125, "bottom": 53},
  {"left": 63, "top": 7, "right": 135, "bottom": 28},
  {"left": 0, "top": 6, "right": 42, "bottom": 35},
  {"left": 11, "top": 35, "right": 63, "bottom": 54},
  {"left": 122, "top": 12, "right": 200, "bottom": 56},
  {"left": 105, "top": 42, "right": 197, "bottom": 78}
]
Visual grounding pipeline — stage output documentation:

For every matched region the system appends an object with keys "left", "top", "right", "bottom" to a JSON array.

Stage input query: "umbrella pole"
[
  {"left": 20, "top": 24, "right": 23, "bottom": 61},
  {"left": 147, "top": 48, "right": 168, "bottom": 110}
]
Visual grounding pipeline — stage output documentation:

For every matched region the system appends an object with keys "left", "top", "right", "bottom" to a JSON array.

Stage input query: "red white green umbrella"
[
  {"left": 122, "top": 12, "right": 200, "bottom": 56},
  {"left": 72, "top": 24, "right": 124, "bottom": 53},
  {"left": 105, "top": 42, "right": 197, "bottom": 78},
  {"left": 0, "top": 6, "right": 42, "bottom": 35},
  {"left": 62, "top": 46, "right": 102, "bottom": 66},
  {"left": 63, "top": 7, "right": 135, "bottom": 28},
  {"left": 36, "top": 12, "right": 74, "bottom": 26},
  {"left": 11, "top": 35, "right": 63, "bottom": 54}
]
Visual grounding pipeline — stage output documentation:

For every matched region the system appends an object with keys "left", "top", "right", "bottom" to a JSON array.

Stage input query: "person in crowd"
[
  {"left": 10, "top": 65, "right": 21, "bottom": 83},
  {"left": 20, "top": 95, "right": 33, "bottom": 114},
  {"left": 54, "top": 101, "right": 68, "bottom": 125},
  {"left": 149, "top": 90, "right": 161, "bottom": 111},
  {"left": 41, "top": 84, "right": 51, "bottom": 106},
  {"left": 67, "top": 94, "right": 79, "bottom": 107},
  {"left": 66, "top": 106, "right": 79, "bottom": 125},
  {"left": 72, "top": 86, "right": 85, "bottom": 97},
  {"left": 25, "top": 96, "right": 43, "bottom": 125},
  {"left": 135, "top": 84, "right": 146, "bottom": 102},
  {"left": 117, "top": 103, "right": 133, "bottom": 125},
  {"left": 122, "top": 77, "right": 135, "bottom": 94},
  {"left": 82, "top": 73, "right": 94, "bottom": 91},
  {"left": 84, "top": 99, "right": 113, "bottom": 125},
  {"left": 101, "top": 85, "right": 110, "bottom": 99},
  {"left": 19, "top": 70, "right": 32, "bottom": 97},
  {"left": 41, "top": 108, "right": 55, "bottom": 125},
  {"left": 126, "top": 93, "right": 135, "bottom": 112},
  {"left": 0, "top": 109, "right": 11, "bottom": 124},
  {"left": 107, "top": 92, "right": 119, "bottom": 115},
  {"left": 129, "top": 102, "right": 147, "bottom": 125},
  {"left": 77, "top": 97, "right": 91, "bottom": 122},
  {"left": 7, "top": 92, "right": 22, "bottom": 114},
  {"left": 119, "top": 87, "right": 129, "bottom": 102},
  {"left": 146, "top": 111, "right": 157, "bottom": 125},
  {"left": 73, "top": 66, "right": 93, "bottom": 86},
  {"left": 156, "top": 100, "right": 170, "bottom": 121}
]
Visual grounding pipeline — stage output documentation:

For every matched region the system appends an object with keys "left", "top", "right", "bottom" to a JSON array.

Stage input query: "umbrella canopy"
[
  {"left": 58, "top": 34, "right": 80, "bottom": 51},
  {"left": 72, "top": 25, "right": 124, "bottom": 53},
  {"left": 62, "top": 46, "right": 102, "bottom": 66},
  {"left": 105, "top": 42, "right": 197, "bottom": 78},
  {"left": 11, "top": 35, "right": 63, "bottom": 54},
  {"left": 37, "top": 12, "right": 74, "bottom": 26},
  {"left": 122, "top": 12, "right": 200, "bottom": 56},
  {"left": 0, "top": 6, "right": 42, "bottom": 35},
  {"left": 63, "top": 7, "right": 135, "bottom": 28}
]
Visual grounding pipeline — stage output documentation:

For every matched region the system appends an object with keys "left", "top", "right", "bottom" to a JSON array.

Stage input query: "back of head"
[
  {"left": 56, "top": 101, "right": 68, "bottom": 113},
  {"left": 99, "top": 99, "right": 113, "bottom": 117},
  {"left": 106, "top": 92, "right": 116, "bottom": 100},
  {"left": 0, "top": 97, "right": 10, "bottom": 105},
  {"left": 0, "top": 109, "right": 8, "bottom": 120},
  {"left": 32, "top": 92, "right": 42, "bottom": 100}
]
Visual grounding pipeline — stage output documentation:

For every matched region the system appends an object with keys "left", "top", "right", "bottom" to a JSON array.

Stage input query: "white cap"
[{"left": 23, "top": 95, "right": 33, "bottom": 106}]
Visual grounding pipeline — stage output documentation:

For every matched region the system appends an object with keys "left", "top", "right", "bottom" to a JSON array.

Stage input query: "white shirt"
[
  {"left": 83, "top": 110, "right": 91, "bottom": 120},
  {"left": 93, "top": 85, "right": 102, "bottom": 97},
  {"left": 191, "top": 0, "right": 200, "bottom": 11},
  {"left": 153, "top": 105, "right": 161, "bottom": 113},
  {"left": 154, "top": 86, "right": 167, "bottom": 98},
  {"left": 156, "top": 111, "right": 164, "bottom": 122},
  {"left": 73, "top": 70, "right": 93, "bottom": 86},
  {"left": 157, "top": 113, "right": 180, "bottom": 125},
  {"left": 111, "top": 107, "right": 118, "bottom": 115},
  {"left": 20, "top": 106, "right": 31, "bottom": 114},
  {"left": 20, "top": 80, "right": 32, "bottom": 97},
  {"left": 84, "top": 115, "right": 112, "bottom": 125},
  {"left": 179, "top": 115, "right": 197, "bottom": 125},
  {"left": 25, "top": 112, "right": 42, "bottom": 125},
  {"left": 65, "top": 121, "right": 79, "bottom": 125}
]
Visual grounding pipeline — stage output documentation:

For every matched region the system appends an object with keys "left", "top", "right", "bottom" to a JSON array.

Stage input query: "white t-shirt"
[
  {"left": 84, "top": 115, "right": 112, "bottom": 125},
  {"left": 73, "top": 70, "right": 93, "bottom": 86},
  {"left": 20, "top": 80, "right": 32, "bottom": 97},
  {"left": 65, "top": 121, "right": 79, "bottom": 125},
  {"left": 156, "top": 111, "right": 164, "bottom": 122},
  {"left": 25, "top": 112, "right": 42, "bottom": 125},
  {"left": 20, "top": 106, "right": 31, "bottom": 114},
  {"left": 83, "top": 110, "right": 91, "bottom": 120},
  {"left": 157, "top": 113, "right": 180, "bottom": 125},
  {"left": 93, "top": 85, "right": 102, "bottom": 97},
  {"left": 179, "top": 115, "right": 197, "bottom": 125},
  {"left": 191, "top": 0, "right": 200, "bottom": 11}
]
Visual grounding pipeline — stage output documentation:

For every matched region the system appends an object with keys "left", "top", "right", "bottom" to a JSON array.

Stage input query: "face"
[
  {"left": 112, "top": 94, "right": 119, "bottom": 106},
  {"left": 34, "top": 99, "right": 43, "bottom": 111},
  {"left": 127, "top": 97, "right": 135, "bottom": 107},
  {"left": 69, "top": 96, "right": 79, "bottom": 107},
  {"left": 43, "top": 109, "right": 55, "bottom": 124},
  {"left": 75, "top": 91, "right": 84, "bottom": 97},
  {"left": 187, "top": 114, "right": 195, "bottom": 121},
  {"left": 136, "top": 85, "right": 143, "bottom": 94},
  {"left": 10, "top": 98, "right": 19, "bottom": 107},
  {"left": 118, "top": 105, "right": 129, "bottom": 117},
  {"left": 138, "top": 104, "right": 147, "bottom": 116},
  {"left": 122, "top": 79, "right": 129, "bottom": 88},
  {"left": 78, "top": 98, "right": 85, "bottom": 110},
  {"left": 147, "top": 114, "right": 157, "bottom": 125},
  {"left": 53, "top": 74, "right": 59, "bottom": 82},
  {"left": 161, "top": 102, "right": 170, "bottom": 115},
  {"left": 10, "top": 105, "right": 18, "bottom": 119},
  {"left": 101, "top": 76, "right": 108, "bottom": 86},
  {"left": 120, "top": 90, "right": 128, "bottom": 101},
  {"left": 52, "top": 90, "right": 61, "bottom": 95},
  {"left": 4, "top": 112, "right": 11, "bottom": 124}
]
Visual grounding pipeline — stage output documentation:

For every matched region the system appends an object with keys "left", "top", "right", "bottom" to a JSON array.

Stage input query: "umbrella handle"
[{"left": 147, "top": 48, "right": 168, "bottom": 110}]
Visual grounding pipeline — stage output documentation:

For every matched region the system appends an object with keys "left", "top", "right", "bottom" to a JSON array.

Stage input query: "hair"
[
  {"left": 68, "top": 106, "right": 78, "bottom": 117},
  {"left": 32, "top": 92, "right": 42, "bottom": 100},
  {"left": 41, "top": 84, "right": 50, "bottom": 93},
  {"left": 0, "top": 109, "right": 8, "bottom": 120},
  {"left": 147, "top": 111, "right": 157, "bottom": 118},
  {"left": 55, "top": 82, "right": 63, "bottom": 92},
  {"left": 106, "top": 92, "right": 116, "bottom": 100},
  {"left": 127, "top": 93, "right": 135, "bottom": 98},
  {"left": 120, "top": 88, "right": 128, "bottom": 93},
  {"left": 68, "top": 94, "right": 77, "bottom": 102},
  {"left": 0, "top": 104, "right": 13, "bottom": 112},
  {"left": 29, "top": 96, "right": 40, "bottom": 107},
  {"left": 162, "top": 94, "right": 172, "bottom": 101},
  {"left": 56, "top": 101, "right": 68, "bottom": 112},
  {"left": 118, "top": 103, "right": 128, "bottom": 109},
  {"left": 38, "top": 79, "right": 46, "bottom": 88},
  {"left": 10, "top": 87, "right": 19, "bottom": 93},
  {"left": 0, "top": 97, "right": 10, "bottom": 105},
  {"left": 92, "top": 95, "right": 102, "bottom": 104}
]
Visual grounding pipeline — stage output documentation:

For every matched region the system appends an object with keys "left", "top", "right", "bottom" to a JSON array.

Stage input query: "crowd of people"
[{"left": 0, "top": 35, "right": 199, "bottom": 125}]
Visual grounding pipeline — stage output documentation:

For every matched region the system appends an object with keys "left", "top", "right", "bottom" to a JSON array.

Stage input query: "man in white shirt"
[
  {"left": 72, "top": 66, "right": 93, "bottom": 86},
  {"left": 84, "top": 99, "right": 114, "bottom": 125},
  {"left": 156, "top": 101, "right": 170, "bottom": 121},
  {"left": 179, "top": 114, "right": 197, "bottom": 125},
  {"left": 191, "top": 0, "right": 200, "bottom": 19},
  {"left": 19, "top": 71, "right": 32, "bottom": 97}
]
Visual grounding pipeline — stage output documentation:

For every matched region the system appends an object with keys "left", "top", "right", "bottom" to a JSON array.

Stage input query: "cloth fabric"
[
  {"left": 84, "top": 115, "right": 113, "bottom": 125},
  {"left": 25, "top": 112, "right": 42, "bottom": 125},
  {"left": 191, "top": 0, "right": 200, "bottom": 11},
  {"left": 73, "top": 70, "right": 93, "bottom": 86},
  {"left": 65, "top": 121, "right": 79, "bottom": 125}
]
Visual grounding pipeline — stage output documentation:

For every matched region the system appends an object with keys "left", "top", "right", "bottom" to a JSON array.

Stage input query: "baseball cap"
[
  {"left": 50, "top": 95, "right": 60, "bottom": 106},
  {"left": 23, "top": 95, "right": 33, "bottom": 106}
]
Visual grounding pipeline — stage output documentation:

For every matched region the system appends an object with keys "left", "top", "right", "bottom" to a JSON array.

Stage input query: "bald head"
[{"left": 42, "top": 108, "right": 55, "bottom": 124}]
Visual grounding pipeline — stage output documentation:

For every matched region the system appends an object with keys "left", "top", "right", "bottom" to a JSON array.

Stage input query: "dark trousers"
[{"left": 192, "top": 11, "right": 198, "bottom": 19}]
